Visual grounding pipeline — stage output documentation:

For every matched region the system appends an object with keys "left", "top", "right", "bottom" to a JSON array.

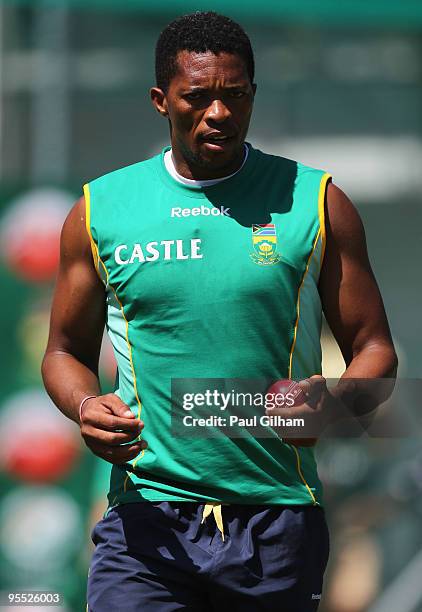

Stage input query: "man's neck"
[
  {"left": 170, "top": 144, "right": 247, "bottom": 181},
  {"left": 165, "top": 145, "right": 249, "bottom": 187}
]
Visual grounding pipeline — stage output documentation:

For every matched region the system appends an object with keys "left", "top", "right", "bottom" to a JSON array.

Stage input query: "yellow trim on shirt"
[
  {"left": 288, "top": 227, "right": 321, "bottom": 380},
  {"left": 291, "top": 445, "right": 318, "bottom": 505},
  {"left": 82, "top": 189, "right": 145, "bottom": 490},
  {"left": 83, "top": 183, "right": 101, "bottom": 277},
  {"left": 286, "top": 176, "right": 330, "bottom": 506},
  {"left": 93, "top": 259, "right": 145, "bottom": 491},
  {"left": 317, "top": 173, "right": 332, "bottom": 270}
]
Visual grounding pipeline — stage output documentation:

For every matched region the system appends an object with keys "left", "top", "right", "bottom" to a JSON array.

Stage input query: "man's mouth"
[
  {"left": 200, "top": 133, "right": 235, "bottom": 150},
  {"left": 204, "top": 134, "right": 230, "bottom": 141}
]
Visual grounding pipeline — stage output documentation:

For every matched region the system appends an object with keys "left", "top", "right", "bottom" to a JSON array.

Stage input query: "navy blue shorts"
[{"left": 87, "top": 501, "right": 329, "bottom": 611}]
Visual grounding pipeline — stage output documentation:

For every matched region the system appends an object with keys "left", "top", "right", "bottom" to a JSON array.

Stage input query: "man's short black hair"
[{"left": 155, "top": 11, "right": 255, "bottom": 92}]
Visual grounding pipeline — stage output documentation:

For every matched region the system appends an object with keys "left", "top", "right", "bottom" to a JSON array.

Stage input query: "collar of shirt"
[{"left": 164, "top": 144, "right": 249, "bottom": 188}]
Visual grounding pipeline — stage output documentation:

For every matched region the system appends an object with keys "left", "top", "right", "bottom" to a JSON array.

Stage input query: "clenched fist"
[{"left": 79, "top": 393, "right": 147, "bottom": 464}]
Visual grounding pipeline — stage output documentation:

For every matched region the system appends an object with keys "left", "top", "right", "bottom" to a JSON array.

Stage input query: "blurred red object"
[
  {"left": 0, "top": 389, "right": 81, "bottom": 482},
  {"left": 266, "top": 379, "right": 306, "bottom": 406},
  {"left": 0, "top": 188, "right": 73, "bottom": 283},
  {"left": 6, "top": 233, "right": 60, "bottom": 282},
  {"left": 5, "top": 432, "right": 79, "bottom": 482}
]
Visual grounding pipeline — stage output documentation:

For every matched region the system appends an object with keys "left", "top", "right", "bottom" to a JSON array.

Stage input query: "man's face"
[{"left": 151, "top": 50, "right": 256, "bottom": 177}]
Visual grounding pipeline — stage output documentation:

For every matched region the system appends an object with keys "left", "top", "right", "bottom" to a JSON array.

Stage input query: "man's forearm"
[
  {"left": 41, "top": 350, "right": 101, "bottom": 425},
  {"left": 342, "top": 341, "right": 398, "bottom": 380},
  {"left": 332, "top": 342, "right": 398, "bottom": 417}
]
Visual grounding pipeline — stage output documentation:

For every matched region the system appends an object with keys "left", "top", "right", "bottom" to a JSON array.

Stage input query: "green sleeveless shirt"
[{"left": 84, "top": 144, "right": 331, "bottom": 511}]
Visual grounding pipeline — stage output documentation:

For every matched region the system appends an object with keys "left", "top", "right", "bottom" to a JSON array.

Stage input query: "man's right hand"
[{"left": 79, "top": 393, "right": 147, "bottom": 464}]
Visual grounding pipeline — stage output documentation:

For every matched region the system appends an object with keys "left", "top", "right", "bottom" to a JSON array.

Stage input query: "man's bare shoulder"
[
  {"left": 325, "top": 182, "right": 366, "bottom": 250},
  {"left": 61, "top": 195, "right": 93, "bottom": 264}
]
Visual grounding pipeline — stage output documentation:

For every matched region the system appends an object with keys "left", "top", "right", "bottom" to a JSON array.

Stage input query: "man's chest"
[{"left": 99, "top": 200, "right": 317, "bottom": 317}]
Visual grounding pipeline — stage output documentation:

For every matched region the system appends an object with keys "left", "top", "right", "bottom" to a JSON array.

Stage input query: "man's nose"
[{"left": 205, "top": 98, "right": 231, "bottom": 123}]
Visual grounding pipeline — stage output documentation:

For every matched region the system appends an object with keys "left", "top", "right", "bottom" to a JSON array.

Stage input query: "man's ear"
[
  {"left": 150, "top": 87, "right": 169, "bottom": 117},
  {"left": 252, "top": 83, "right": 257, "bottom": 97}
]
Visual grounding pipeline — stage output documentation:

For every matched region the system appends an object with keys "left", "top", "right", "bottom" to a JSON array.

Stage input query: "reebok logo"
[
  {"left": 311, "top": 594, "right": 321, "bottom": 600},
  {"left": 171, "top": 205, "right": 231, "bottom": 218}
]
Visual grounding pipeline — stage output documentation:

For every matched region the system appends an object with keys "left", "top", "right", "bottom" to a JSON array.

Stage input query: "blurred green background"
[{"left": 0, "top": 2, "right": 421, "bottom": 611}]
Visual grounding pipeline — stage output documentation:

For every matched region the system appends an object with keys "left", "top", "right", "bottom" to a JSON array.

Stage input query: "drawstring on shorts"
[{"left": 201, "top": 502, "right": 227, "bottom": 541}]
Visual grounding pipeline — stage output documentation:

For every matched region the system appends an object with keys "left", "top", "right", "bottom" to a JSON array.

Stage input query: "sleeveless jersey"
[{"left": 84, "top": 144, "right": 331, "bottom": 511}]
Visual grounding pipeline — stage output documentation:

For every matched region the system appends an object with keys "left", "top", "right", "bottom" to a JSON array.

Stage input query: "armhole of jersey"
[
  {"left": 318, "top": 173, "right": 332, "bottom": 270},
  {"left": 83, "top": 182, "right": 101, "bottom": 280}
]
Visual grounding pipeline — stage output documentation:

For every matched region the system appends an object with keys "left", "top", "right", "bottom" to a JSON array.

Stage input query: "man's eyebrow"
[
  {"left": 224, "top": 84, "right": 249, "bottom": 89},
  {"left": 182, "top": 83, "right": 249, "bottom": 92},
  {"left": 183, "top": 86, "right": 208, "bottom": 92}
]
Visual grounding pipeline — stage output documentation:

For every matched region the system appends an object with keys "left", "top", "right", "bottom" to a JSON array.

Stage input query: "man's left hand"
[{"left": 265, "top": 375, "right": 341, "bottom": 446}]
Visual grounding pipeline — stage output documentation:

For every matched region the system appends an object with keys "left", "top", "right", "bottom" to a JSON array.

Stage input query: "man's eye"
[
  {"left": 230, "top": 91, "right": 246, "bottom": 98},
  {"left": 185, "top": 92, "right": 203, "bottom": 101}
]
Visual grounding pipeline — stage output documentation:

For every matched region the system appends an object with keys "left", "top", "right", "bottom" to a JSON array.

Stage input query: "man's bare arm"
[
  {"left": 42, "top": 196, "right": 105, "bottom": 422},
  {"left": 41, "top": 196, "right": 146, "bottom": 463},
  {"left": 319, "top": 182, "right": 398, "bottom": 379},
  {"left": 309, "top": 181, "right": 398, "bottom": 421}
]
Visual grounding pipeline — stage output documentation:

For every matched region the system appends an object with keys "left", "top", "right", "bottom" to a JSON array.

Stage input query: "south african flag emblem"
[{"left": 250, "top": 224, "right": 281, "bottom": 266}]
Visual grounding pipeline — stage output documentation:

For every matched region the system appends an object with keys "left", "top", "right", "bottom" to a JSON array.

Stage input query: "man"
[{"left": 42, "top": 11, "right": 397, "bottom": 612}]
